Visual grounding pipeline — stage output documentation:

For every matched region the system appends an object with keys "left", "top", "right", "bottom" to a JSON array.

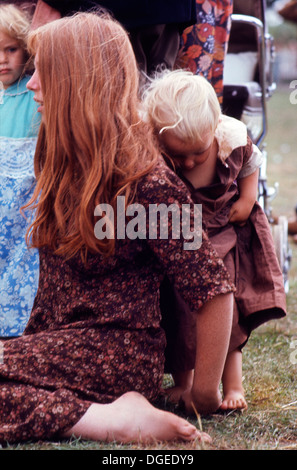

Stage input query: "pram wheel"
[{"left": 271, "top": 216, "right": 291, "bottom": 293}]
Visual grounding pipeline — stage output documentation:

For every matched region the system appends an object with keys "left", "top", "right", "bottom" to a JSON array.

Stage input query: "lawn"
[{"left": 3, "top": 85, "right": 297, "bottom": 452}]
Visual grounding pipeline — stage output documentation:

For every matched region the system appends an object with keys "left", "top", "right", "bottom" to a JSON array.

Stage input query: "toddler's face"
[
  {"left": 0, "top": 31, "right": 26, "bottom": 89},
  {"left": 160, "top": 130, "right": 214, "bottom": 171}
]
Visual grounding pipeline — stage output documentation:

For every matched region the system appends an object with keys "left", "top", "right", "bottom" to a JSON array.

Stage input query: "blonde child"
[
  {"left": 0, "top": 4, "right": 41, "bottom": 336},
  {"left": 143, "top": 69, "right": 286, "bottom": 410}
]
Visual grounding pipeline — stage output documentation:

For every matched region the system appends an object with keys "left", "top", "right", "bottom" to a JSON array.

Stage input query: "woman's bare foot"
[
  {"left": 63, "top": 391, "right": 212, "bottom": 444},
  {"left": 220, "top": 390, "right": 247, "bottom": 411}
]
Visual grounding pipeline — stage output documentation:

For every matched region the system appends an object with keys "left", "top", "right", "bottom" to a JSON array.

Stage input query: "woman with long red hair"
[{"left": 0, "top": 12, "right": 234, "bottom": 445}]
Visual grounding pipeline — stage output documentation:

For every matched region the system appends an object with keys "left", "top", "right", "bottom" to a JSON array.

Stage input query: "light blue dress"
[{"left": 0, "top": 76, "right": 41, "bottom": 336}]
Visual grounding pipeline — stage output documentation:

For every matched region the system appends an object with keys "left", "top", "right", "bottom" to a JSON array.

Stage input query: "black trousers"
[{"left": 129, "top": 23, "right": 180, "bottom": 77}]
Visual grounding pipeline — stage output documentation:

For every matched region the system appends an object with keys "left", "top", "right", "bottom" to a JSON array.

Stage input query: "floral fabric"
[
  {"left": 0, "top": 137, "right": 39, "bottom": 337},
  {"left": 0, "top": 157, "right": 234, "bottom": 444},
  {"left": 0, "top": 75, "right": 40, "bottom": 337},
  {"left": 175, "top": 0, "right": 233, "bottom": 103}
]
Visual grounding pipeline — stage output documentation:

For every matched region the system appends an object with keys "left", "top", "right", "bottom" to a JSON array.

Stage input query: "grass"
[{"left": 2, "top": 85, "right": 297, "bottom": 452}]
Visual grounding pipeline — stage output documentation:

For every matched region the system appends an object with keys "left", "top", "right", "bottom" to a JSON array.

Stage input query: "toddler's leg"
[{"left": 220, "top": 348, "right": 247, "bottom": 410}]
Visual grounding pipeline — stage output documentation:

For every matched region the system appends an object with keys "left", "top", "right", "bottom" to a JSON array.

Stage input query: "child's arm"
[
  {"left": 229, "top": 141, "right": 263, "bottom": 226},
  {"left": 229, "top": 168, "right": 259, "bottom": 226}
]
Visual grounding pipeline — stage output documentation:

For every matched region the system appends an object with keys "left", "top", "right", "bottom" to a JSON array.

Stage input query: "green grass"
[{"left": 2, "top": 85, "right": 297, "bottom": 452}]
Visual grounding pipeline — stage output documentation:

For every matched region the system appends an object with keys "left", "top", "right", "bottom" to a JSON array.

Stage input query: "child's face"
[
  {"left": 160, "top": 131, "right": 214, "bottom": 171},
  {"left": 0, "top": 31, "right": 26, "bottom": 89}
]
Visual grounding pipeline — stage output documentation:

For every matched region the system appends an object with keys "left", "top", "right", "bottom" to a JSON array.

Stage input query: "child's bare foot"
[
  {"left": 63, "top": 391, "right": 212, "bottom": 444},
  {"left": 164, "top": 370, "right": 194, "bottom": 404},
  {"left": 221, "top": 349, "right": 247, "bottom": 411},
  {"left": 164, "top": 385, "right": 188, "bottom": 404},
  {"left": 220, "top": 390, "right": 247, "bottom": 411}
]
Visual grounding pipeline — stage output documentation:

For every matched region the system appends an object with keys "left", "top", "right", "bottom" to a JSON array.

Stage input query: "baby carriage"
[{"left": 222, "top": 0, "right": 291, "bottom": 291}]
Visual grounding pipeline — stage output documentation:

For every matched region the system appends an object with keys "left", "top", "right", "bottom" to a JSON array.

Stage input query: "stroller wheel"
[{"left": 271, "top": 216, "right": 290, "bottom": 293}]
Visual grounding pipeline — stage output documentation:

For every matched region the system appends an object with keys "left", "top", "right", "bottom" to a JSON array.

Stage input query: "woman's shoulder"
[{"left": 137, "top": 156, "right": 192, "bottom": 204}]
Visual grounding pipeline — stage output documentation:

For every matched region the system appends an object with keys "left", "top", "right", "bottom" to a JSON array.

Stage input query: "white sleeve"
[{"left": 238, "top": 144, "right": 264, "bottom": 179}]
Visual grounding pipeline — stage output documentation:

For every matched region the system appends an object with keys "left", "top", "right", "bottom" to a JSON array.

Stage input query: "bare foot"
[
  {"left": 221, "top": 349, "right": 246, "bottom": 411},
  {"left": 63, "top": 391, "right": 212, "bottom": 444},
  {"left": 164, "top": 385, "right": 187, "bottom": 404},
  {"left": 220, "top": 390, "right": 247, "bottom": 411},
  {"left": 164, "top": 370, "right": 194, "bottom": 404}
]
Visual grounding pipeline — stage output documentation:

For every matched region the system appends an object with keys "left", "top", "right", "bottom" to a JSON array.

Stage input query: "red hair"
[{"left": 24, "top": 12, "right": 159, "bottom": 260}]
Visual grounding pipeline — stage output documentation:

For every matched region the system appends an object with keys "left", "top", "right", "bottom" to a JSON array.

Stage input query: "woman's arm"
[
  {"left": 183, "top": 292, "right": 233, "bottom": 414},
  {"left": 140, "top": 160, "right": 235, "bottom": 414}
]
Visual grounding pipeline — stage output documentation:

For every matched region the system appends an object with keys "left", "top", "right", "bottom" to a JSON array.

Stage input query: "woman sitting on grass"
[{"left": 0, "top": 12, "right": 235, "bottom": 445}]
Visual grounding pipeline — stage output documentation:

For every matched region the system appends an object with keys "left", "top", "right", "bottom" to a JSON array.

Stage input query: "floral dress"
[
  {"left": 175, "top": 0, "right": 233, "bottom": 104},
  {"left": 0, "top": 76, "right": 41, "bottom": 337},
  {"left": 0, "top": 157, "right": 234, "bottom": 445}
]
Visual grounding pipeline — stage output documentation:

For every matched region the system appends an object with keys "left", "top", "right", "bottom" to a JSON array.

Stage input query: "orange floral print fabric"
[{"left": 176, "top": 0, "right": 233, "bottom": 104}]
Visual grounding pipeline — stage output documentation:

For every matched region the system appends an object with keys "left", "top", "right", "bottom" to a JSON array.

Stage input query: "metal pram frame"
[{"left": 222, "top": 0, "right": 291, "bottom": 291}]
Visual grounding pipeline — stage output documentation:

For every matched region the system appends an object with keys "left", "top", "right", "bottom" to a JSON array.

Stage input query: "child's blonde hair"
[
  {"left": 0, "top": 4, "right": 31, "bottom": 56},
  {"left": 142, "top": 69, "right": 221, "bottom": 144}
]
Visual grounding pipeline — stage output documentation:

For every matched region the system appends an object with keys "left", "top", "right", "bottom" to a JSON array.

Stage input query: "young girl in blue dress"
[{"left": 0, "top": 4, "right": 41, "bottom": 337}]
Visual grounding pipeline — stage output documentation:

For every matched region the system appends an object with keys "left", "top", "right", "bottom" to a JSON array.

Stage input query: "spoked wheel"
[{"left": 271, "top": 215, "right": 291, "bottom": 293}]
